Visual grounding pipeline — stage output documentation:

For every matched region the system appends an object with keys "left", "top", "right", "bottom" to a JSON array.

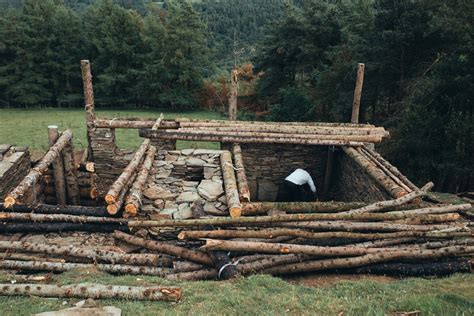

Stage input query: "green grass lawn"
[
  {"left": 0, "top": 108, "right": 224, "bottom": 151},
  {"left": 0, "top": 270, "right": 472, "bottom": 315}
]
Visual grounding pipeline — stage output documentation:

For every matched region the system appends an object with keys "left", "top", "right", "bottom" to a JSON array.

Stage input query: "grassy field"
[
  {"left": 0, "top": 108, "right": 224, "bottom": 151},
  {"left": 0, "top": 270, "right": 472, "bottom": 315}
]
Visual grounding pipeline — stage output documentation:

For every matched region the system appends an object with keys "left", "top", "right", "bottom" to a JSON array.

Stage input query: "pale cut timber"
[
  {"left": 351, "top": 63, "right": 365, "bottom": 123},
  {"left": 0, "top": 241, "right": 168, "bottom": 266},
  {"left": 113, "top": 231, "right": 213, "bottom": 266},
  {"left": 262, "top": 246, "right": 474, "bottom": 276},
  {"left": 94, "top": 118, "right": 179, "bottom": 129},
  {"left": 81, "top": 60, "right": 96, "bottom": 162},
  {"left": 139, "top": 129, "right": 366, "bottom": 147},
  {"left": 241, "top": 201, "right": 366, "bottom": 215},
  {"left": 165, "top": 129, "right": 384, "bottom": 143},
  {"left": 202, "top": 239, "right": 472, "bottom": 256},
  {"left": 105, "top": 115, "right": 162, "bottom": 208},
  {"left": 342, "top": 182, "right": 434, "bottom": 215},
  {"left": 124, "top": 146, "right": 157, "bottom": 217},
  {"left": 229, "top": 68, "right": 238, "bottom": 120},
  {"left": 127, "top": 204, "right": 471, "bottom": 228},
  {"left": 342, "top": 146, "right": 408, "bottom": 198},
  {"left": 181, "top": 125, "right": 388, "bottom": 136},
  {"left": 0, "top": 283, "right": 181, "bottom": 301},
  {"left": 179, "top": 225, "right": 469, "bottom": 240},
  {"left": 0, "top": 260, "right": 171, "bottom": 276},
  {"left": 47, "top": 126, "right": 67, "bottom": 206},
  {"left": 176, "top": 118, "right": 376, "bottom": 128},
  {"left": 232, "top": 144, "right": 250, "bottom": 202},
  {"left": 62, "top": 141, "right": 80, "bottom": 205},
  {"left": 107, "top": 171, "right": 137, "bottom": 215},
  {"left": 220, "top": 151, "right": 242, "bottom": 217},
  {"left": 4, "top": 130, "right": 73, "bottom": 207},
  {"left": 0, "top": 212, "right": 127, "bottom": 224}
]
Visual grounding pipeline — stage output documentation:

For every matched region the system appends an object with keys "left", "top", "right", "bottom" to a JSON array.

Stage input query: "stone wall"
[
  {"left": 0, "top": 146, "right": 31, "bottom": 200},
  {"left": 330, "top": 149, "right": 390, "bottom": 202},
  {"left": 223, "top": 143, "right": 327, "bottom": 201}
]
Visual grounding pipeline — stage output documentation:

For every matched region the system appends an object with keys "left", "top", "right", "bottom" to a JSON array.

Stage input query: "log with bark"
[
  {"left": 220, "top": 151, "right": 242, "bottom": 218},
  {"left": 113, "top": 231, "right": 213, "bottom": 266},
  {"left": 0, "top": 241, "right": 170, "bottom": 267},
  {"left": 351, "top": 63, "right": 365, "bottom": 123},
  {"left": 232, "top": 143, "right": 250, "bottom": 202},
  {"left": 107, "top": 171, "right": 137, "bottom": 215},
  {"left": 0, "top": 203, "right": 110, "bottom": 217},
  {"left": 0, "top": 212, "right": 128, "bottom": 224},
  {"left": 128, "top": 204, "right": 471, "bottom": 228},
  {"left": 262, "top": 245, "right": 474, "bottom": 275},
  {"left": 81, "top": 60, "right": 96, "bottom": 162},
  {"left": 0, "top": 283, "right": 181, "bottom": 301},
  {"left": 139, "top": 129, "right": 367, "bottom": 147},
  {"left": 0, "top": 260, "right": 171, "bottom": 276},
  {"left": 342, "top": 182, "right": 434, "bottom": 215},
  {"left": 94, "top": 118, "right": 179, "bottom": 129},
  {"left": 124, "top": 146, "right": 157, "bottom": 217},
  {"left": 47, "top": 126, "right": 67, "bottom": 206},
  {"left": 4, "top": 129, "right": 73, "bottom": 207},
  {"left": 62, "top": 140, "right": 80, "bottom": 205},
  {"left": 0, "top": 222, "right": 128, "bottom": 234},
  {"left": 241, "top": 201, "right": 366, "bottom": 216}
]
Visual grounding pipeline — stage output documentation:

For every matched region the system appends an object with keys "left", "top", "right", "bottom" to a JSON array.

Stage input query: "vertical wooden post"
[
  {"left": 81, "top": 60, "right": 96, "bottom": 162},
  {"left": 62, "top": 139, "right": 80, "bottom": 205},
  {"left": 228, "top": 68, "right": 238, "bottom": 121},
  {"left": 351, "top": 63, "right": 365, "bottom": 124},
  {"left": 47, "top": 126, "right": 67, "bottom": 206}
]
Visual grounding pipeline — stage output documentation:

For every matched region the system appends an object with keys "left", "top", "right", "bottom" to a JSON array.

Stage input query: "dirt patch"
[{"left": 284, "top": 273, "right": 396, "bottom": 287}]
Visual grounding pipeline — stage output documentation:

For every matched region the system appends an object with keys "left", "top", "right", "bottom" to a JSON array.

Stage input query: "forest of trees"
[{"left": 0, "top": 0, "right": 472, "bottom": 192}]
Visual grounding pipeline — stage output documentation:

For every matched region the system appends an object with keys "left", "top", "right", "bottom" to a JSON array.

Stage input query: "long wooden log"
[
  {"left": 392, "top": 213, "right": 461, "bottom": 224},
  {"left": 351, "top": 63, "right": 365, "bottom": 123},
  {"left": 342, "top": 146, "right": 407, "bottom": 198},
  {"left": 0, "top": 212, "right": 127, "bottom": 224},
  {"left": 0, "top": 241, "right": 169, "bottom": 267},
  {"left": 220, "top": 151, "right": 242, "bottom": 218},
  {"left": 81, "top": 60, "right": 96, "bottom": 162},
  {"left": 176, "top": 118, "right": 377, "bottom": 128},
  {"left": 180, "top": 226, "right": 470, "bottom": 241},
  {"left": 232, "top": 144, "right": 250, "bottom": 202},
  {"left": 343, "top": 182, "right": 434, "bottom": 215},
  {"left": 113, "top": 231, "right": 213, "bottom": 266},
  {"left": 124, "top": 146, "right": 157, "bottom": 217},
  {"left": 62, "top": 140, "right": 80, "bottom": 205},
  {"left": 362, "top": 145, "right": 418, "bottom": 191},
  {"left": 179, "top": 125, "right": 388, "bottom": 136},
  {"left": 166, "top": 268, "right": 218, "bottom": 281},
  {"left": 0, "top": 283, "right": 181, "bottom": 301},
  {"left": 0, "top": 222, "right": 128, "bottom": 233},
  {"left": 0, "top": 260, "right": 171, "bottom": 276},
  {"left": 128, "top": 204, "right": 471, "bottom": 228},
  {"left": 107, "top": 171, "right": 137, "bottom": 215},
  {"left": 0, "top": 203, "right": 110, "bottom": 217},
  {"left": 203, "top": 239, "right": 473, "bottom": 257},
  {"left": 241, "top": 201, "right": 366, "bottom": 216},
  {"left": 262, "top": 246, "right": 474, "bottom": 275},
  {"left": 168, "top": 129, "right": 384, "bottom": 143},
  {"left": 105, "top": 116, "right": 162, "bottom": 208},
  {"left": 44, "top": 185, "right": 97, "bottom": 200},
  {"left": 47, "top": 126, "right": 67, "bottom": 206},
  {"left": 139, "top": 129, "right": 367, "bottom": 146},
  {"left": 229, "top": 68, "right": 238, "bottom": 120},
  {"left": 94, "top": 118, "right": 179, "bottom": 129},
  {"left": 4, "top": 130, "right": 73, "bottom": 207},
  {"left": 277, "top": 220, "right": 461, "bottom": 232}
]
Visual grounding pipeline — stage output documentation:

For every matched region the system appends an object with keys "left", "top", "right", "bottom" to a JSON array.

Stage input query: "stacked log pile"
[
  {"left": 0, "top": 182, "right": 471, "bottom": 280},
  {"left": 138, "top": 119, "right": 390, "bottom": 147}
]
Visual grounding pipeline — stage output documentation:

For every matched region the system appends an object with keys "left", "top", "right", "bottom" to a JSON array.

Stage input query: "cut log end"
[
  {"left": 229, "top": 207, "right": 242, "bottom": 218},
  {"left": 85, "top": 162, "right": 95, "bottom": 173},
  {"left": 124, "top": 204, "right": 137, "bottom": 218},
  {"left": 105, "top": 194, "right": 116, "bottom": 205},
  {"left": 177, "top": 232, "right": 186, "bottom": 240},
  {"left": 3, "top": 197, "right": 16, "bottom": 208},
  {"left": 107, "top": 204, "right": 119, "bottom": 215},
  {"left": 90, "top": 188, "right": 99, "bottom": 200}
]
